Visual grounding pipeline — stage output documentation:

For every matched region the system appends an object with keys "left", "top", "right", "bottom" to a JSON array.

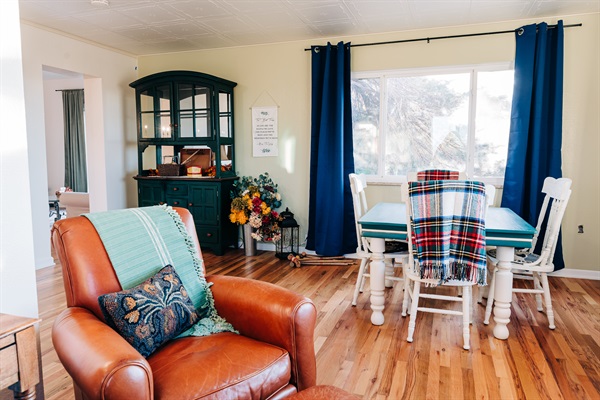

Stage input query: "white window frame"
[{"left": 352, "top": 62, "right": 514, "bottom": 186}]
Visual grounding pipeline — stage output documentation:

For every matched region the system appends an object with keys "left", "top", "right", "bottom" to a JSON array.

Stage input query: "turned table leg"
[
  {"left": 369, "top": 238, "right": 386, "bottom": 325},
  {"left": 492, "top": 246, "right": 515, "bottom": 340}
]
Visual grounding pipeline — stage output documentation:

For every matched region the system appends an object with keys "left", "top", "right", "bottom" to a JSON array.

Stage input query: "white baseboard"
[
  {"left": 36, "top": 256, "right": 55, "bottom": 270},
  {"left": 550, "top": 268, "right": 600, "bottom": 280},
  {"left": 256, "top": 242, "right": 277, "bottom": 252}
]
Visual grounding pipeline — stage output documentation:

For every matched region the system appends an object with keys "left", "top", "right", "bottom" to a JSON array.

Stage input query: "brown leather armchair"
[{"left": 51, "top": 207, "right": 317, "bottom": 400}]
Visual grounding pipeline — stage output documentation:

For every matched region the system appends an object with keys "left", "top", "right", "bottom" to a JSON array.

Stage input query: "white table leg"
[
  {"left": 369, "top": 238, "right": 386, "bottom": 325},
  {"left": 492, "top": 246, "right": 514, "bottom": 339}
]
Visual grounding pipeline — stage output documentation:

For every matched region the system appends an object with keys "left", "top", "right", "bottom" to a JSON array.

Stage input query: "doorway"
[{"left": 42, "top": 66, "right": 87, "bottom": 223}]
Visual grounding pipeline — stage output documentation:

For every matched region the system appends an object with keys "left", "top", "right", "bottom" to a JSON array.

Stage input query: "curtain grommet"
[{"left": 517, "top": 28, "right": 525, "bottom": 36}]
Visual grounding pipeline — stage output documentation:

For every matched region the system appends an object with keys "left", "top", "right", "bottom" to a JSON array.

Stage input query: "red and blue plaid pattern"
[
  {"left": 408, "top": 180, "right": 487, "bottom": 285},
  {"left": 416, "top": 169, "right": 460, "bottom": 181}
]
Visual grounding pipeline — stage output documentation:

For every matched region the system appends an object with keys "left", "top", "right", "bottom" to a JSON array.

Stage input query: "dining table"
[{"left": 358, "top": 202, "right": 536, "bottom": 340}]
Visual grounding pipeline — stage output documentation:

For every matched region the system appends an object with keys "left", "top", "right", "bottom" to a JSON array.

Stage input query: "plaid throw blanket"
[
  {"left": 416, "top": 169, "right": 460, "bottom": 181},
  {"left": 408, "top": 180, "right": 487, "bottom": 285},
  {"left": 84, "top": 205, "right": 236, "bottom": 337}
]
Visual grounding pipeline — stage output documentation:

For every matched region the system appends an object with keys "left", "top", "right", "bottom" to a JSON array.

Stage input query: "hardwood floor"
[{"left": 37, "top": 248, "right": 600, "bottom": 399}]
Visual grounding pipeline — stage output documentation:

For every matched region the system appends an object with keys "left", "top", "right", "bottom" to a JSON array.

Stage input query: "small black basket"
[{"left": 157, "top": 156, "right": 184, "bottom": 176}]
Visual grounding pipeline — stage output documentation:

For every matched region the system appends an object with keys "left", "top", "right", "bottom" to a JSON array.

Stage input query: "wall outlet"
[{"left": 578, "top": 225, "right": 584, "bottom": 233}]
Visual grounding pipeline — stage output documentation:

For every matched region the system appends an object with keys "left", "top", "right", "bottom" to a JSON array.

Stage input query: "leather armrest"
[
  {"left": 52, "top": 307, "right": 154, "bottom": 400},
  {"left": 207, "top": 275, "right": 317, "bottom": 391}
]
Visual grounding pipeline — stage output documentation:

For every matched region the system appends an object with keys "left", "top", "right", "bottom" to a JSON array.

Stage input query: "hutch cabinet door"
[
  {"left": 138, "top": 180, "right": 164, "bottom": 207},
  {"left": 188, "top": 184, "right": 219, "bottom": 225},
  {"left": 176, "top": 82, "right": 211, "bottom": 140},
  {"left": 138, "top": 84, "right": 173, "bottom": 139}
]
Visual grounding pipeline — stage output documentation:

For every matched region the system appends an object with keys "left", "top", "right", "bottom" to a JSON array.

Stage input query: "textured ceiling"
[{"left": 19, "top": 0, "right": 599, "bottom": 56}]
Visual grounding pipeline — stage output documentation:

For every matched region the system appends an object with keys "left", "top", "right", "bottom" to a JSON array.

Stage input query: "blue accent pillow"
[{"left": 98, "top": 264, "right": 199, "bottom": 357}]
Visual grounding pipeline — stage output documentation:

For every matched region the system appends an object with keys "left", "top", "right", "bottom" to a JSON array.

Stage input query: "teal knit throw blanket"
[{"left": 84, "top": 205, "right": 236, "bottom": 337}]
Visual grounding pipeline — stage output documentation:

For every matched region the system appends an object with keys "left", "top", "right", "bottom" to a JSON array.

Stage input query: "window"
[{"left": 351, "top": 64, "right": 513, "bottom": 184}]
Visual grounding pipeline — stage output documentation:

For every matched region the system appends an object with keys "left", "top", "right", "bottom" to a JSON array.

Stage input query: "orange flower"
[{"left": 125, "top": 310, "right": 140, "bottom": 324}]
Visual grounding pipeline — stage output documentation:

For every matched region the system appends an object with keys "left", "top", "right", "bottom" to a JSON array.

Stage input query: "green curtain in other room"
[{"left": 62, "top": 89, "right": 88, "bottom": 192}]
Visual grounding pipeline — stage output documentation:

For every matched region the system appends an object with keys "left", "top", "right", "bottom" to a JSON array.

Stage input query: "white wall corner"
[{"left": 1, "top": 0, "right": 39, "bottom": 318}]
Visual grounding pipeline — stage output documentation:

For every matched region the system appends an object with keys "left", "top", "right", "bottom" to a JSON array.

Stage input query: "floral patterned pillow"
[{"left": 98, "top": 264, "right": 199, "bottom": 357}]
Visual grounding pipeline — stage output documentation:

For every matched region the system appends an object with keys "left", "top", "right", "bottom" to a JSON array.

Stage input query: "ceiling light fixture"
[{"left": 90, "top": 0, "right": 109, "bottom": 6}]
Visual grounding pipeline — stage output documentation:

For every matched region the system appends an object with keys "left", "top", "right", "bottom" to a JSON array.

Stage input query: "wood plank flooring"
[{"left": 36, "top": 248, "right": 600, "bottom": 399}]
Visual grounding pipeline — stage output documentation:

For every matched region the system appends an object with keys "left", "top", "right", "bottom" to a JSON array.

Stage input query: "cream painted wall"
[
  {"left": 138, "top": 13, "right": 599, "bottom": 272},
  {"left": 43, "top": 77, "right": 84, "bottom": 196},
  {"left": 560, "top": 13, "right": 600, "bottom": 274},
  {"left": 20, "top": 23, "right": 138, "bottom": 269},
  {"left": 1, "top": 0, "right": 38, "bottom": 317}
]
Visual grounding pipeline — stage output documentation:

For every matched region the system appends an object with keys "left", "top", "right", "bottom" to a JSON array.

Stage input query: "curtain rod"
[
  {"left": 55, "top": 89, "right": 83, "bottom": 92},
  {"left": 304, "top": 23, "right": 582, "bottom": 51}
]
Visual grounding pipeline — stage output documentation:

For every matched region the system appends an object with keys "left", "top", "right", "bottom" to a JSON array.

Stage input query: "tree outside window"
[{"left": 351, "top": 64, "right": 513, "bottom": 184}]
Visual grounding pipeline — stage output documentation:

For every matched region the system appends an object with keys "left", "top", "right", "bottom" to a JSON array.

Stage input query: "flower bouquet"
[{"left": 230, "top": 173, "right": 283, "bottom": 242}]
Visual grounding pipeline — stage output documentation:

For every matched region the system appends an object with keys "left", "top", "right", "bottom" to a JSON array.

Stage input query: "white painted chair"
[
  {"left": 401, "top": 181, "right": 488, "bottom": 350},
  {"left": 484, "top": 177, "right": 572, "bottom": 329},
  {"left": 349, "top": 173, "right": 407, "bottom": 306},
  {"left": 484, "top": 184, "right": 496, "bottom": 207}
]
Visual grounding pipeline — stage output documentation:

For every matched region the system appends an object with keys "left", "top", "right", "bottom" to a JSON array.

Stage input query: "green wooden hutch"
[{"left": 131, "top": 70, "right": 238, "bottom": 255}]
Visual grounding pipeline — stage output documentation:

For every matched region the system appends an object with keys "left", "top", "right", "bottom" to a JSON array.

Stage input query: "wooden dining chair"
[
  {"left": 401, "top": 180, "right": 488, "bottom": 350},
  {"left": 484, "top": 177, "right": 572, "bottom": 329},
  {"left": 349, "top": 173, "right": 407, "bottom": 306}
]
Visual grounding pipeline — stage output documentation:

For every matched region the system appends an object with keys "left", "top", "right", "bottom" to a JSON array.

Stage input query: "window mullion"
[
  {"left": 466, "top": 70, "right": 478, "bottom": 179},
  {"left": 379, "top": 75, "right": 386, "bottom": 178}
]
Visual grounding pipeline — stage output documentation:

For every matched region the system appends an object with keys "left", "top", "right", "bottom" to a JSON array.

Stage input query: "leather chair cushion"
[
  {"left": 288, "top": 385, "right": 361, "bottom": 400},
  {"left": 98, "top": 265, "right": 200, "bottom": 357},
  {"left": 148, "top": 332, "right": 292, "bottom": 400}
]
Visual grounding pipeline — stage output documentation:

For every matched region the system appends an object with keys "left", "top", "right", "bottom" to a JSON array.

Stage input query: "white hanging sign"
[{"left": 252, "top": 106, "right": 278, "bottom": 157}]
